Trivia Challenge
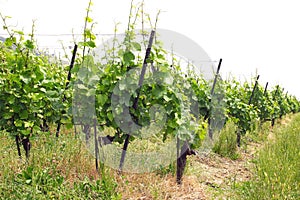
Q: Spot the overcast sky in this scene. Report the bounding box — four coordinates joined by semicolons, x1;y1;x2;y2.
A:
1;0;300;98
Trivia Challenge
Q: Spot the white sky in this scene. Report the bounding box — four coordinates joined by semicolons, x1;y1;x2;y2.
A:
1;0;300;98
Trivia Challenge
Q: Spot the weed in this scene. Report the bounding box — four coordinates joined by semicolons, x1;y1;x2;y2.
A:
155;162;176;177
213;120;239;160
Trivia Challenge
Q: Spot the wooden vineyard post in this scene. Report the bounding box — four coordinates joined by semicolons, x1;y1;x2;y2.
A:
279;89;286;119
177;59;222;184
205;58;222;139
263;82;269;96
248;75;260;105
118;30;156;173
260;82;269;125
176;136;180;183
94;118;99;172
56;44;78;137
271;85;280;126
176;50;220;184
237;75;259;147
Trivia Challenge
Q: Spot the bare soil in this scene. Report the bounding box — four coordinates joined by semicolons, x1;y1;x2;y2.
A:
114;141;261;200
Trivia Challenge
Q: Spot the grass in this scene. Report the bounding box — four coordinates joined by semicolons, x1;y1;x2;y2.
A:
0;127;206;199
0;114;299;199
212;120;239;160
0;130;121;200
235;114;300;199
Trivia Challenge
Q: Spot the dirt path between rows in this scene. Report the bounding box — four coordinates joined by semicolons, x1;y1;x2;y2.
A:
116;141;262;200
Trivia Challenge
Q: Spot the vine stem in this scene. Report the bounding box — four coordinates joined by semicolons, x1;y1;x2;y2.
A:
205;58;222;139
15;135;22;159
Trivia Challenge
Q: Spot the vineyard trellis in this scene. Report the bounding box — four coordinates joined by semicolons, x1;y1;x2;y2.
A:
1;1;300;185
